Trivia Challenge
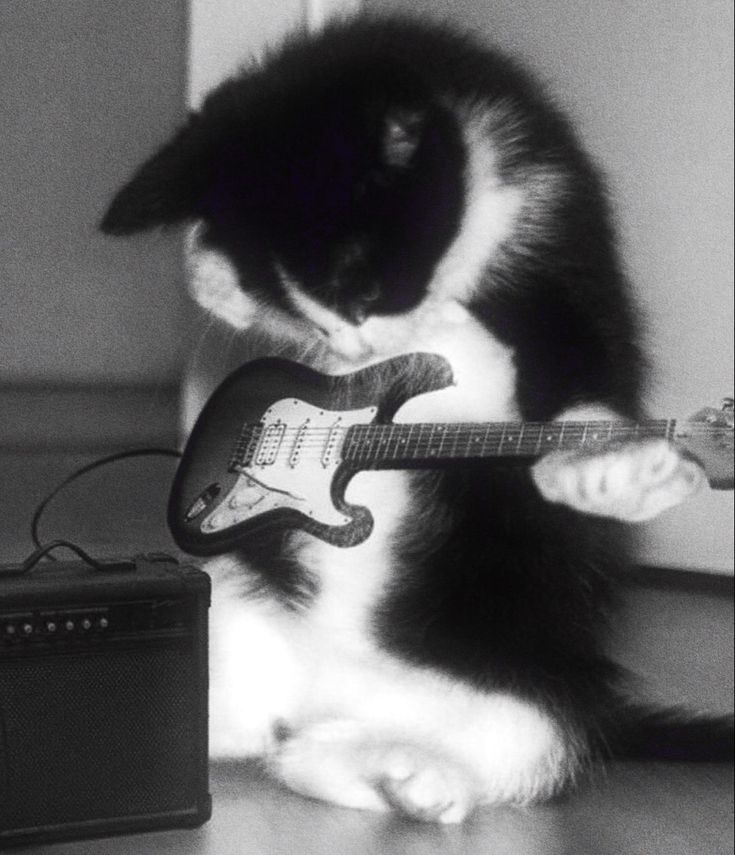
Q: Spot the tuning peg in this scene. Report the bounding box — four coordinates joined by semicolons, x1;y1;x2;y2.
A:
722;397;734;413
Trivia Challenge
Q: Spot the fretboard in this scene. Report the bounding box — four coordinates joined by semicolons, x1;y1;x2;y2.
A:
341;419;676;466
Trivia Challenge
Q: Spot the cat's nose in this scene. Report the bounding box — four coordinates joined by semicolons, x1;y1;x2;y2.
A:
343;289;380;326
345;304;368;326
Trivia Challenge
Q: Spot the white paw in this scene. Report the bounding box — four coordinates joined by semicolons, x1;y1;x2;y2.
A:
269;722;477;822
268;721;389;812
532;439;704;522
372;745;475;824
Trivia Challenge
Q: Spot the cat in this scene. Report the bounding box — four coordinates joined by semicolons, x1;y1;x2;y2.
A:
100;16;720;823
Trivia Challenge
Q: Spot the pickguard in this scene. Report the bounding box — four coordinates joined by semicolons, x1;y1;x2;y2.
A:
200;398;377;534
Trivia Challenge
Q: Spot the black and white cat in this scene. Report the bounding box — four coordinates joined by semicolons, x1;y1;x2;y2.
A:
101;17;713;822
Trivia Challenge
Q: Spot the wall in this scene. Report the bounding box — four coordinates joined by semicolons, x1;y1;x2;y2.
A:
365;0;734;573
0;0;187;385
188;0;303;107
3;1;730;570
188;1;362;106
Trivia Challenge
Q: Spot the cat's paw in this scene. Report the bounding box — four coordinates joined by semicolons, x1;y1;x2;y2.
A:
373;745;475;824
269;721;477;822
531;439;704;522
268;720;389;812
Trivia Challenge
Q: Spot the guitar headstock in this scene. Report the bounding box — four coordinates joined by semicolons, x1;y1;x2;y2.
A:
674;397;734;490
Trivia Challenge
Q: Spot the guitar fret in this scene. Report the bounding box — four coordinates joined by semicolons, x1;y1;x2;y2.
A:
409;424;417;458
389;423;400;461
496;424;507;455
536;426;546;450
480;425;490;457
394;422;406;458
348;425;360;463
384;424;393;461
436;424;446;458
427;424;436;458
378;424;389;464
515;423;525;456
450;423;461;458
360;424;372;463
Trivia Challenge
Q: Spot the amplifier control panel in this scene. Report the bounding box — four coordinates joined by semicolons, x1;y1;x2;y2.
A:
1;599;189;650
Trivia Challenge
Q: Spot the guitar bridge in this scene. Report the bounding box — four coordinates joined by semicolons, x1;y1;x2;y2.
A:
229;424;264;472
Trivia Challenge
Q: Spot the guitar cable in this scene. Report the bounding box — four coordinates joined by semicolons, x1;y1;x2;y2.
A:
19;448;182;573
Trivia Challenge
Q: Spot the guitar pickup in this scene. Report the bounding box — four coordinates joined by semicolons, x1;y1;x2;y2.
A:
254;420;287;466
322;419;345;468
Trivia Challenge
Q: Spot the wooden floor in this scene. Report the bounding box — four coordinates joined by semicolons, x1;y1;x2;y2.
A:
1;448;733;854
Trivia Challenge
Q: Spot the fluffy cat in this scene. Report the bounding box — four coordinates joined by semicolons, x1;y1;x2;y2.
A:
101;17;719;823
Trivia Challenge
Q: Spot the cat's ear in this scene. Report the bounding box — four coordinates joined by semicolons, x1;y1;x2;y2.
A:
100;117;212;235
382;109;426;169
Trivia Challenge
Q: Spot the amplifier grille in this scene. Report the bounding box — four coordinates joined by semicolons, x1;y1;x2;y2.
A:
0;641;199;829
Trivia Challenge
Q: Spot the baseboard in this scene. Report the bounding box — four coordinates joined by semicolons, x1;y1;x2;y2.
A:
628;564;734;597
0;384;181;450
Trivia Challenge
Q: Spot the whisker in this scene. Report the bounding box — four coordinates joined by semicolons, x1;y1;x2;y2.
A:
187;307;224;370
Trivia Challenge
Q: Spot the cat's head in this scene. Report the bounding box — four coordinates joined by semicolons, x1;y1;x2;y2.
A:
101;23;466;344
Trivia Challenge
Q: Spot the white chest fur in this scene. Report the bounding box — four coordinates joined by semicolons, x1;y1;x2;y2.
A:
191;241;566;807
295;302;519;649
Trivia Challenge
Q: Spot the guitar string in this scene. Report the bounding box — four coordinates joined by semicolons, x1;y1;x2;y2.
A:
232;423;730;436
232;425;728;442
232;425;729;445
232;422;731;464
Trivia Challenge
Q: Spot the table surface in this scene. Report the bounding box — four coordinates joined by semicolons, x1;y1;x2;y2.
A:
13;760;733;855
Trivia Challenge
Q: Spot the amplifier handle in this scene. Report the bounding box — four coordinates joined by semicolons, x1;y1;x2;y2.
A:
4;541;135;576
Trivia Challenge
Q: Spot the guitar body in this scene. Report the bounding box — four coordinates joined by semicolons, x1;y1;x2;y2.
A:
170;352;733;556
169;353;455;554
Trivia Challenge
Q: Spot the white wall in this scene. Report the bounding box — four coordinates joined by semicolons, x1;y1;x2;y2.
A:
188;0;303;107
0;1;188;385
188;0;362;106
365;0;734;574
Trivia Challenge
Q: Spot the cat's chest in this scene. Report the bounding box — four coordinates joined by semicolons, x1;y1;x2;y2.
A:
316;304;518;432
387;304;518;424
295;300;519;425
287;305;518;649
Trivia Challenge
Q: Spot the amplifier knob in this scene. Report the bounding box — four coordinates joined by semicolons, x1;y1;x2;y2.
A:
65;620;75;631
45;621;58;633
81;618;92;631
98;617;109;629
4;624;16;637
22;623;33;635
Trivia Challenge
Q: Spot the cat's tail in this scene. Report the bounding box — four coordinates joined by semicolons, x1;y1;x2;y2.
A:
607;704;734;762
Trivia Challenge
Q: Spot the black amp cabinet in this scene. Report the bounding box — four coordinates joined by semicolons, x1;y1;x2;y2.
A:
0;553;211;849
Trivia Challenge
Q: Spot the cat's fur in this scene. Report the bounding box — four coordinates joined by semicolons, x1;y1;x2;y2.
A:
101;17;715;822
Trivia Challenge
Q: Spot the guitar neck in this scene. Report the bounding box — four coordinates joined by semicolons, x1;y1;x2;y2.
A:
341;419;677;466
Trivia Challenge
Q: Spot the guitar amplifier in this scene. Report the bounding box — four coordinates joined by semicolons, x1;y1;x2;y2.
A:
0;553;211;849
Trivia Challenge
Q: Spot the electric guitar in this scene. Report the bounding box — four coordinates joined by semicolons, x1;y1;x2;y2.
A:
168;354;734;554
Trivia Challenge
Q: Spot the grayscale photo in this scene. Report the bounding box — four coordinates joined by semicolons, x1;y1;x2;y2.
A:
1;1;732;853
